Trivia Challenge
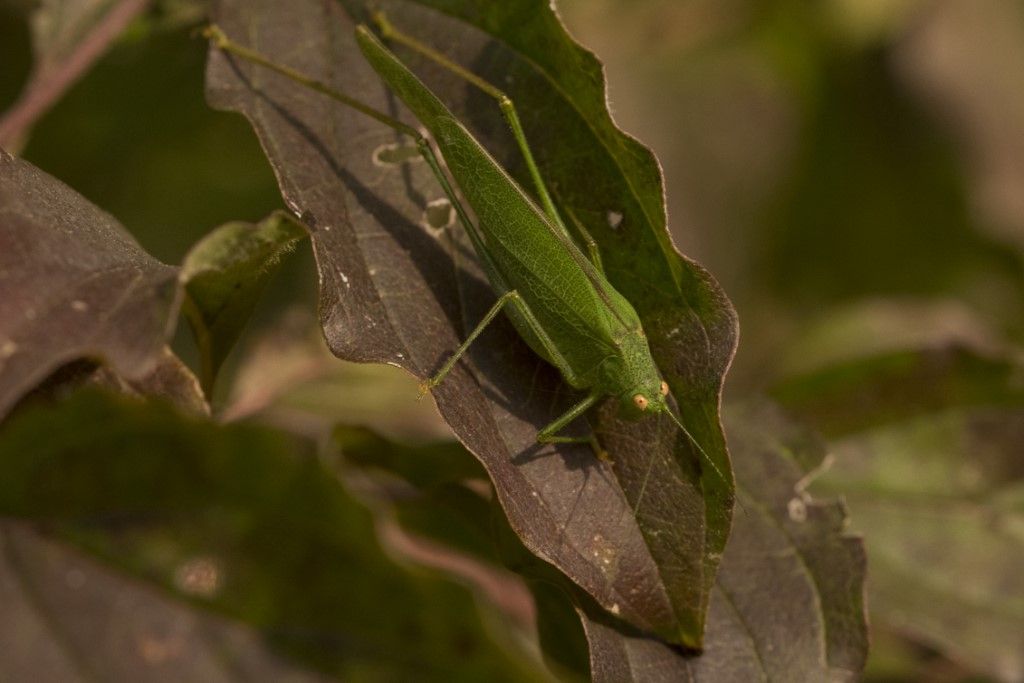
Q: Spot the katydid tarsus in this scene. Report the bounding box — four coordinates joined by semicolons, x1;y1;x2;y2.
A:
203;16;726;485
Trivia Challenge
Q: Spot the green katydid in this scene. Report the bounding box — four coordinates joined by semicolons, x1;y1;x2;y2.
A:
203;15;725;483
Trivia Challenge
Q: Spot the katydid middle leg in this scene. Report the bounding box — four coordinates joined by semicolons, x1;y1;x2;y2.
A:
372;13;571;236
421;287;608;456
537;392;609;460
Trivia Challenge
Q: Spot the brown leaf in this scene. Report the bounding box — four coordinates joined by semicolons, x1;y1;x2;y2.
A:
582;402;868;682
205;0;738;646
0;150;179;418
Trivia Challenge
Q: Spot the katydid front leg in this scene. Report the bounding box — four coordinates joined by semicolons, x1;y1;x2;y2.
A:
420;288;607;457
537;392;610;461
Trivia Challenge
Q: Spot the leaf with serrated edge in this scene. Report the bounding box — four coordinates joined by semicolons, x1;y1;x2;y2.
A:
205;0;737;646
786;348;1024;682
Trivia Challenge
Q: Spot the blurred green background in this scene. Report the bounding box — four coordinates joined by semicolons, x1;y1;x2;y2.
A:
2;0;1023;680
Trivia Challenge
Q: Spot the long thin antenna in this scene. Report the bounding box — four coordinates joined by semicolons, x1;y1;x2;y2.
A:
664;408;731;491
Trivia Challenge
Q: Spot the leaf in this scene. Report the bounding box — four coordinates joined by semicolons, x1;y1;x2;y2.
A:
335;404;869;683
0;389;557;682
0;152;305;416
0;150;179;418
580;401;867;682
334;425;564;667
340;425;486;490
124;346;208;413
333;425;592;680
0;522;334;683
775;298;1005;379
784;348;1024;681
69;346;208;414
205;0;738;647
16;18;286;265
180;210;307;394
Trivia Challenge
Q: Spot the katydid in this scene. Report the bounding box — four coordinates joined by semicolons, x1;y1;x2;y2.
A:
203;17;724;482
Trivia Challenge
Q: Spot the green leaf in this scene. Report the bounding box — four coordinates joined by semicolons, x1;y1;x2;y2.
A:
0;389;557;682
0;151;180;418
181;210;307;394
205;0;737;647
335;404;869;682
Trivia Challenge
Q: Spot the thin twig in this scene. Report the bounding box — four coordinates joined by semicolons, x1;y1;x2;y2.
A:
0;0;151;149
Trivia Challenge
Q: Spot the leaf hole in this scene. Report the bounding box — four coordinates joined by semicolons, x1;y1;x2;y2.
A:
423;198;454;233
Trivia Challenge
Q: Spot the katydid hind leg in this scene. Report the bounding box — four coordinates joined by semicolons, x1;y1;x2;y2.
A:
565;206;606;276
372;11;572;239
422;289;523;393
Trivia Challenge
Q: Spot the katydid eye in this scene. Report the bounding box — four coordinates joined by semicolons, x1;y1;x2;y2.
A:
660;381;669;396
633;394;649;410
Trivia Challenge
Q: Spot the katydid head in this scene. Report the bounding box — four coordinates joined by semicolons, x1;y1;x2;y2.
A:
618;379;671;420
